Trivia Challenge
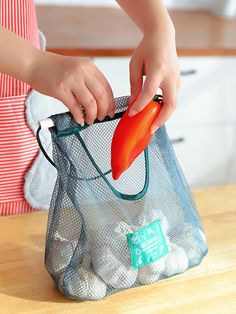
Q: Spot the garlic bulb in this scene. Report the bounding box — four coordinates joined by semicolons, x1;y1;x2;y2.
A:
135;208;170;235
46;210;82;276
138;256;166;284
47;235;78;275
92;246;138;289
94;221;133;265
137;236;171;284
170;223;207;263
59;267;107;301
162;243;188;277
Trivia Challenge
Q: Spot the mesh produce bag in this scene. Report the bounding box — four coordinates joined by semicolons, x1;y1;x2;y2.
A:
37;95;208;301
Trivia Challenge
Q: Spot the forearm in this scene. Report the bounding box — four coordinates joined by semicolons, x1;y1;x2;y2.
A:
0;26;41;83
116;0;175;35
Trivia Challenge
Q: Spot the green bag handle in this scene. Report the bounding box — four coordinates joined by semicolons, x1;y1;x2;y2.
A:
36;114;149;201
36;95;162;201
75;130;149;201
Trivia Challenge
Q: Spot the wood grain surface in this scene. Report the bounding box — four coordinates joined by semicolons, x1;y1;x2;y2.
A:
36;6;236;56
0;185;236;314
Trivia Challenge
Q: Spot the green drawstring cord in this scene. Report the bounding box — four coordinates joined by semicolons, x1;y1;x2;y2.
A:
36;126;56;168
36;126;114;180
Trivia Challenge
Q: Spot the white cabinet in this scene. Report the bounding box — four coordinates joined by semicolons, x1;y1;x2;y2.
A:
94;57;131;97
94;56;236;188
166;57;236;188
168;57;236;126
167;125;236;187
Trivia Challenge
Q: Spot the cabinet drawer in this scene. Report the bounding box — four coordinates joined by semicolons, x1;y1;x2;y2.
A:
168;57;236;126
166;124;236;188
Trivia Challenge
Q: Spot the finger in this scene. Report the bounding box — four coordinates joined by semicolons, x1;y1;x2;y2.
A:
94;70;115;118
73;83;97;125
129;59;143;105
151;81;177;133
61;92;84;126
128;73;161;117
85;77;110;121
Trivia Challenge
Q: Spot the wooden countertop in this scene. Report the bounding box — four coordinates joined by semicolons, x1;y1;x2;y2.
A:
0;185;236;313
36;6;236;57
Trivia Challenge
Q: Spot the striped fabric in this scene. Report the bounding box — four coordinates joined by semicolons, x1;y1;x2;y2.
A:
0;0;40;215
0;0;40;97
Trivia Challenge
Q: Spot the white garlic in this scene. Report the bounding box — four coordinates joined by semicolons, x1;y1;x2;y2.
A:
98;221;133;244
135;208;170;235
46;238;78;275
92;246;138;289
54;207;82;242
162;243;188;277
170;223;207;263
138;257;166;284
174;235;201;262
113;221;133;236
46;212;82;276
94;221;133;264
59;267;107;301
137;236;172;285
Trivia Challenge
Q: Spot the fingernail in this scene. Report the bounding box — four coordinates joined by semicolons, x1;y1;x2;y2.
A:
80;120;85;127
77;119;83;126
98;115;105;121
108;110;115;118
151;126;159;134
128;109;138;117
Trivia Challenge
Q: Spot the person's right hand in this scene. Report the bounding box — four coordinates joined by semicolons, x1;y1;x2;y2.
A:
28;51;115;126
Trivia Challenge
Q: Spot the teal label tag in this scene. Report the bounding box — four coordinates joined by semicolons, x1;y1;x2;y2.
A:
126;219;169;270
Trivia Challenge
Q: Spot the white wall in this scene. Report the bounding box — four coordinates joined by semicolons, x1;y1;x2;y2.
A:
34;1;236;19
35;0;118;6
35;0;207;9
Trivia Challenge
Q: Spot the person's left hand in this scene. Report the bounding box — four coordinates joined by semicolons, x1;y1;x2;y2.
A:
128;25;180;133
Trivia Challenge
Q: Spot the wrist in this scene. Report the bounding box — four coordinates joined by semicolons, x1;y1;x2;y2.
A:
21;48;44;85
142;12;175;38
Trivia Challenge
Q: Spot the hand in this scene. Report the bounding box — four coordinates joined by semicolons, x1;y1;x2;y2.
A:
128;24;180;133
28;51;115;125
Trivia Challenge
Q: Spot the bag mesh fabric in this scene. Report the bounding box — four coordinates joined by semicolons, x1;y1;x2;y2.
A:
40;96;208;301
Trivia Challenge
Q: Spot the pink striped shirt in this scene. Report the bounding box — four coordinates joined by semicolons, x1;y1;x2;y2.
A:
0;0;40;215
